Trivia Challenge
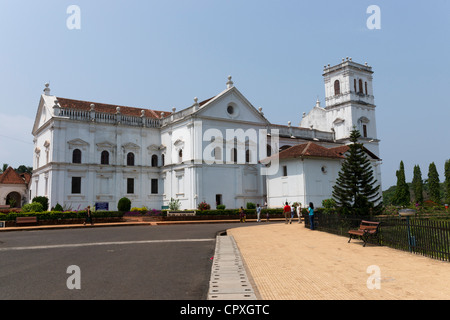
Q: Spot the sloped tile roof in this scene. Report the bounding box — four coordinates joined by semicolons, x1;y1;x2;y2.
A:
277;142;347;160
0;167;29;185
264;142;380;162
56;97;171;119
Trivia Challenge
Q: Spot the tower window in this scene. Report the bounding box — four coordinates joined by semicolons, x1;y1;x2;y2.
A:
354;79;357;92
365;81;368;95
334;80;340;95
363;124;368;138
359;79;363;93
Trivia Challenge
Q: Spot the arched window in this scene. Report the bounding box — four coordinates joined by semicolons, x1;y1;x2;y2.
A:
151;154;158;167
72;149;82;164
354;79;357;92
161;154;165;166
359;79;363;93
127;152;135;166
101;151;109;165
178;149;183;163
334;80;340;95
365;81;368;95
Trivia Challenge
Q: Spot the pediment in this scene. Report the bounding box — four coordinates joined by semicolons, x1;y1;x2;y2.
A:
173;139;184;148
96;141;115;151
68;138;89;150
122;142;140;150
32;95;57;135
147;144;160;151
333;117;345;125
194;87;270;125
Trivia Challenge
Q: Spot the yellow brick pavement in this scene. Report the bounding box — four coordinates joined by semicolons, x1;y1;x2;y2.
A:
228;223;450;300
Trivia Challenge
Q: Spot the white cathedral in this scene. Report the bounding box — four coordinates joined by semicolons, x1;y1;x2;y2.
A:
30;58;382;211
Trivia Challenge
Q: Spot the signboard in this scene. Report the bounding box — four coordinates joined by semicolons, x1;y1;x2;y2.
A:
95;202;109;211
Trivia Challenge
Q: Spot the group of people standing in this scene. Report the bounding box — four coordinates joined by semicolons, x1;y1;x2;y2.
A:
283;201;315;230
239;201;315;230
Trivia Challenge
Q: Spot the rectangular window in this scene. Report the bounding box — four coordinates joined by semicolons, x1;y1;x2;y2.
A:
283;165;288;177
72;177;81;194
151;179;158;194
127;178;134;194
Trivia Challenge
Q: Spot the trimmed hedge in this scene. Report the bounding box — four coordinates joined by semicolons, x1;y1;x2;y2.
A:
0;210;124;221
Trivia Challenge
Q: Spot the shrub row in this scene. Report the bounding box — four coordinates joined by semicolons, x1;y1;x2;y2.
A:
0;211;124;221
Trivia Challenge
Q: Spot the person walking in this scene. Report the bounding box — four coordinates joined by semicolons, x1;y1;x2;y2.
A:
283;202;291;224
239;206;246;223
256;204;261;222
84;205;93;226
296;202;302;224
289;205;295;224
307;202;314;230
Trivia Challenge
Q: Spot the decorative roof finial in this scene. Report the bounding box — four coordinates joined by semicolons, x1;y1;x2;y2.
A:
43;83;51;96
226;75;234;89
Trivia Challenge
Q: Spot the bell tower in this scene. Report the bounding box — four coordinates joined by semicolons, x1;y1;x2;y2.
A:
323;58;379;156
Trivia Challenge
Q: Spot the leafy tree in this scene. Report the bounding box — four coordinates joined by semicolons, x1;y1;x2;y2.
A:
445;160;450;205
392;161;410;206
15;165;33;174
0;163;9;173
427;162;441;204
411;164;424;204
332;128;382;215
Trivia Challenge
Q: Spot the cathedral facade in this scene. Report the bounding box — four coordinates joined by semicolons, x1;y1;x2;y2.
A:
31;59;381;211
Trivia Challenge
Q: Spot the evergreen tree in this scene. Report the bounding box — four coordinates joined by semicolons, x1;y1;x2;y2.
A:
392;161;410;206
444;159;450;205
332;128;382;215
427;162;441;204
411;164;424;204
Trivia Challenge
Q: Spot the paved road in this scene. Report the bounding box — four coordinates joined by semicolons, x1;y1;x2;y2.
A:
0;224;243;300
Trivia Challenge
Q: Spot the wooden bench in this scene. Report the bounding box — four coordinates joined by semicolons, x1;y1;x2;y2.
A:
348;220;381;247
16;216;38;226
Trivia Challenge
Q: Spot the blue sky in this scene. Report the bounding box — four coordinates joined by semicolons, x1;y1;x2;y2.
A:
0;0;449;189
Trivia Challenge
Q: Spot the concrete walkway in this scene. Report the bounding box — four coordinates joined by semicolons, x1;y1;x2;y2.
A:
228;222;450;300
